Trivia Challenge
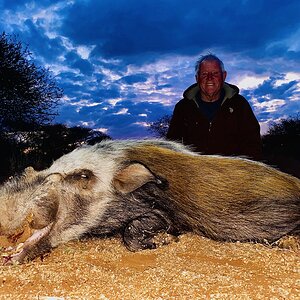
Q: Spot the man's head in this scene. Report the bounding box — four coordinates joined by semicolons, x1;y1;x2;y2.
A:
195;54;227;102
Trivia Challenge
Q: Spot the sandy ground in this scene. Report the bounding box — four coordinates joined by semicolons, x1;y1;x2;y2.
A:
0;234;299;300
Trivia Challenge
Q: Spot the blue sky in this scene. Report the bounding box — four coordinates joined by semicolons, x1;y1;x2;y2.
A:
0;0;299;139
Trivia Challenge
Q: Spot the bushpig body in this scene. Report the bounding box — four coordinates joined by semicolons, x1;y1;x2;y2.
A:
0;139;299;263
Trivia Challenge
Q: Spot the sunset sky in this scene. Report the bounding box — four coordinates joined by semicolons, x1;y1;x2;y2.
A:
1;0;299;138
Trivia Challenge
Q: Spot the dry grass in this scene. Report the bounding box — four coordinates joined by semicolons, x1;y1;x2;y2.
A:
0;234;299;299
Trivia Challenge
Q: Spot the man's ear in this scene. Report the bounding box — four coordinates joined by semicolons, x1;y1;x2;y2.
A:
112;163;160;194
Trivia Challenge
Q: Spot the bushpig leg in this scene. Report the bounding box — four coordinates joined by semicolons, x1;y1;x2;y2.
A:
123;210;177;251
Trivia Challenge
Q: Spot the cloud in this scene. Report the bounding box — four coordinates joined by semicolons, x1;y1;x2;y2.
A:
118;73;148;85
60;0;300;60
234;75;269;90
0;0;299;139
65;54;94;76
242;75;300;129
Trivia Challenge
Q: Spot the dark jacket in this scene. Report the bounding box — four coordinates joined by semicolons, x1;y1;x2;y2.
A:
166;82;262;160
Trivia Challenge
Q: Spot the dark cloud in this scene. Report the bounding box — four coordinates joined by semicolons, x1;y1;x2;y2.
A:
1;0;62;9
93;86;121;100
157;84;172;90
71;59;94;75
61;0;300;61
0;0;29;9
118;73;148;84
65;51;94;75
13;19;66;63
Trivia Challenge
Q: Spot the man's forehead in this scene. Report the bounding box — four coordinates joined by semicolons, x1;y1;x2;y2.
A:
200;60;221;69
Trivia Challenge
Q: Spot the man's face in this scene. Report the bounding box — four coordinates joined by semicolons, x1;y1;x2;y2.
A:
196;60;227;101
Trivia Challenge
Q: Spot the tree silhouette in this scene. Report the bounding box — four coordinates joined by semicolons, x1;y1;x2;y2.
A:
262;115;300;159
0;32;63;131
262;115;300;178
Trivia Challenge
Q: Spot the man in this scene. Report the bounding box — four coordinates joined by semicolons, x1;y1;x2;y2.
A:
167;54;262;160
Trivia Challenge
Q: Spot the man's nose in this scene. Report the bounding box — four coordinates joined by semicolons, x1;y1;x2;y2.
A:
207;73;213;80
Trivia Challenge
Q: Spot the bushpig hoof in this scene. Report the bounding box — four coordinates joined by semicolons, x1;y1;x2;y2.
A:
123;212;174;251
272;235;300;251
1;243;27;265
150;232;179;248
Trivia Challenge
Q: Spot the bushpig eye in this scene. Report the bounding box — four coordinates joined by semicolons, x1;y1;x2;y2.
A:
65;169;94;181
64;169;96;190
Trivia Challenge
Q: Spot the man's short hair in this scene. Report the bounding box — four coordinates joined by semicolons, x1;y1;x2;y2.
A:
195;54;225;76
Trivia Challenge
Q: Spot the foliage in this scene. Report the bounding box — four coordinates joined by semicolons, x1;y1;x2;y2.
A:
262;115;300;178
148;114;172;138
0;32;63;131
266;115;300;136
262;115;300;159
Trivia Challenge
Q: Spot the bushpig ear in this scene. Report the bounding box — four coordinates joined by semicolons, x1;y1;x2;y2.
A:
23;166;38;180
113;163;159;194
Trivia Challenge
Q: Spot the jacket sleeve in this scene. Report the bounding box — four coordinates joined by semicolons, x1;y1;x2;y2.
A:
238;99;263;161
166;102;184;142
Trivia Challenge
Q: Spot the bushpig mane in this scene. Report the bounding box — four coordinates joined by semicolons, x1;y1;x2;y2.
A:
0;139;299;264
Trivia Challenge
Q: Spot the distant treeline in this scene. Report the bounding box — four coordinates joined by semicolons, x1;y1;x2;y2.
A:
1;115;299;184
261;115;300;179
0;123;110;183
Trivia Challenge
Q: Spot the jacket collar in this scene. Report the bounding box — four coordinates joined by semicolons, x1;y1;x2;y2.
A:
183;82;239;103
